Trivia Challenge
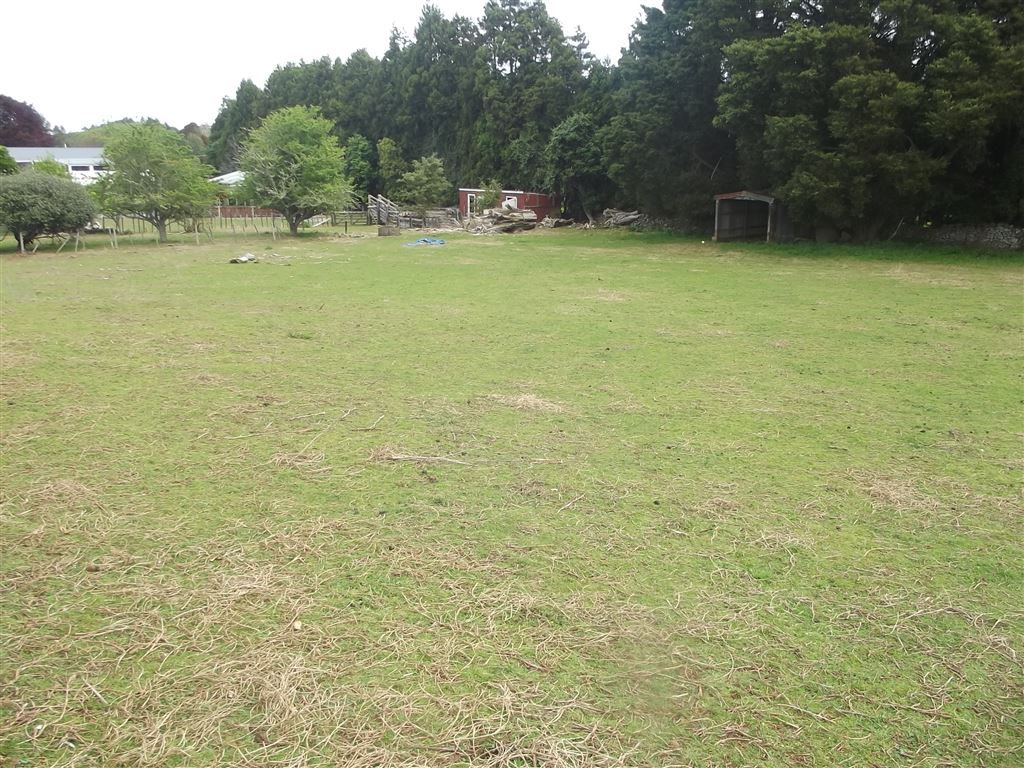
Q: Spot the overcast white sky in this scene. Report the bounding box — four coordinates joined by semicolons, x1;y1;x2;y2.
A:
4;0;648;134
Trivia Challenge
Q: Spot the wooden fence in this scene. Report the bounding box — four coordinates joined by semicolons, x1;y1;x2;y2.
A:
89;210;372;243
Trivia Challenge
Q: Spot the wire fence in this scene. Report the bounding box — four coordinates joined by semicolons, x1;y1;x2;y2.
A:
91;210;371;242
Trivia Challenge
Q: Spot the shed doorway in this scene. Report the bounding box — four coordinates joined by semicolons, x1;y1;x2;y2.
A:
713;191;778;242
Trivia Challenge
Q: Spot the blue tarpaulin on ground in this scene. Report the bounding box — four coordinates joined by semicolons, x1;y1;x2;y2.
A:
403;237;446;247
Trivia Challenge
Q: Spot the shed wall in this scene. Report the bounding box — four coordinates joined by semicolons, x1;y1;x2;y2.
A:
716;199;770;241
458;189;559;220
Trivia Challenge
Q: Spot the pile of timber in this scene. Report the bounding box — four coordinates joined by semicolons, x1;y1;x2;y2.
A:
401;208;462;229
540;216;575;228
465;207;538;234
602;209;642;227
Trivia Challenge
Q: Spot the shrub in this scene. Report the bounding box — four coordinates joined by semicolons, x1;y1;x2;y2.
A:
30;155;71;178
0;147;17;175
0;171;95;247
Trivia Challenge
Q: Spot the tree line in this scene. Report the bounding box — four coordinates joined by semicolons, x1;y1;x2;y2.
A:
3;1;1021;241
205;0;1022;238
1;108;408;247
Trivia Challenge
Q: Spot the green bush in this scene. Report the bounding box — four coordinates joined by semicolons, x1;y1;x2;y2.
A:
29;155;71;178
479;178;502;211
0;147;17;175
0;171;95;247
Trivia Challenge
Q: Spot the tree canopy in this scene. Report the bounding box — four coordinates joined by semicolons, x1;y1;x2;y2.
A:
545;113;612;223
93;123;218;243
343;134;374;203
376;138;407;198
202;0;1022;234
239;106;352;235
0;95;54;146
398;154;451;217
715;3;1024;238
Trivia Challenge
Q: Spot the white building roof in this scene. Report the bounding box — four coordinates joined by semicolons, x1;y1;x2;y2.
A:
5;146;105;164
211;170;245;186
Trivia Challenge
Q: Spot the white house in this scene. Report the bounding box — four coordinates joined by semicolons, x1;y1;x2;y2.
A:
4;147;107;184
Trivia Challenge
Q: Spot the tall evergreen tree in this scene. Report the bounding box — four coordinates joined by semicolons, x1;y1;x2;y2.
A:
472;0;586;187
545;112;615;222
207;80;265;172
343;134;374;202
715;1;1024;236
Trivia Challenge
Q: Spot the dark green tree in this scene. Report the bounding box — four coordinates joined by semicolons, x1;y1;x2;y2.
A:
471;0;586;187
398;154;451;220
263;57;335;114
606;0;784;224
376;137;407;197
545;113;614;222
715;3;1024;236
343;134;374;203
399;7;481;181
323;50;384;141
207;80;265;172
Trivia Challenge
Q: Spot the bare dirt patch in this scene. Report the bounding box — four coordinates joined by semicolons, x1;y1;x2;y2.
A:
590;288;630;302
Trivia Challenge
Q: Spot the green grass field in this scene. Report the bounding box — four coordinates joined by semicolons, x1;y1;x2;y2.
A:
1;228;1021;767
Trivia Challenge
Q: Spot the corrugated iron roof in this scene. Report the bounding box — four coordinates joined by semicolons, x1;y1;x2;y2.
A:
714;190;775;203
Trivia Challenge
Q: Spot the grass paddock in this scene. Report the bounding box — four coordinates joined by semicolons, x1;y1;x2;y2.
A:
1;229;1021;766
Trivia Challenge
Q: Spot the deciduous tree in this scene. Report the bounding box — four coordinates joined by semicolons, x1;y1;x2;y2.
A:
479;178;502;211
0;95;54;146
93;123;218;243
240;106;352;235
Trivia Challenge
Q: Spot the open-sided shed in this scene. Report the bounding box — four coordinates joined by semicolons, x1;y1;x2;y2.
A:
714;190;784;242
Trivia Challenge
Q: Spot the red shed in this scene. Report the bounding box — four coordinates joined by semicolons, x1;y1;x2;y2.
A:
458;188;560;221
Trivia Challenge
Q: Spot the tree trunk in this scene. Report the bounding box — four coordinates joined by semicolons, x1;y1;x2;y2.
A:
156;220;168;243
288;216;301;236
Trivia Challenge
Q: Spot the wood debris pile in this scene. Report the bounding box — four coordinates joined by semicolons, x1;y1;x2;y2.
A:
465;208;539;234
602;209;642;227
540;216;574;228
